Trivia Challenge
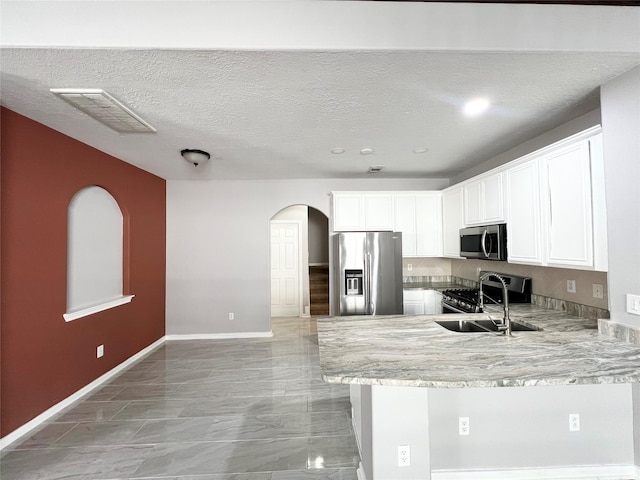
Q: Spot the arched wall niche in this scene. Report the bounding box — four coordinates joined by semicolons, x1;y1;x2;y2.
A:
64;185;133;321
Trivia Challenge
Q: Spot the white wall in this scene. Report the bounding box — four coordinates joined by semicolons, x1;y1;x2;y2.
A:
428;384;634;472
600;65;640;467
308;207;329;265
451;109;601;185
601;66;640;329
166;177;447;334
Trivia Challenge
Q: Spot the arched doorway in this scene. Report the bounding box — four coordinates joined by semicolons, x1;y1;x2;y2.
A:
270;205;329;318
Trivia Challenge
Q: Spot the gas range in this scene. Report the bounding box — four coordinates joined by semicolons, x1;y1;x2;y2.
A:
441;272;532;314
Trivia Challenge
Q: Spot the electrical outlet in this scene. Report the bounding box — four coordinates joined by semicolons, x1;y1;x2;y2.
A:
567;280;576;293
569;413;580;432
592;284;604;299
407;264;412;272
626;294;640;316
228;312;234;320
398;444;410;466
97;345;104;358
459;417;470;436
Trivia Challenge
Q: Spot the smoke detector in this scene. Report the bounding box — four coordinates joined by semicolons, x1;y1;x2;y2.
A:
50;88;156;133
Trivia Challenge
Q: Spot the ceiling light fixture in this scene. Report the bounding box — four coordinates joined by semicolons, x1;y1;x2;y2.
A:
360;148;374;155
181;149;211;167
464;97;490;117
50;88;156;133
368;165;384;174
331;148;346;155
413;147;428;154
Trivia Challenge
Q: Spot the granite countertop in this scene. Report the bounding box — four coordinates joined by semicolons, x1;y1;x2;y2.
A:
402;281;462;291
317;304;640;388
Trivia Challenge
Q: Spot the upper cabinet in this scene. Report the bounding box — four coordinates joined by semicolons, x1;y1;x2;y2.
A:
505;127;607;271
504;159;543;265
441;186;463;258
332;191;442;257
463;172;505;226
330;127;607;271
332;193;393;232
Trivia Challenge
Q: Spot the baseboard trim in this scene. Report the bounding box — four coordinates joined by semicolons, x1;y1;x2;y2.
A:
165;331;273;340
0;336;166;451
432;465;636;479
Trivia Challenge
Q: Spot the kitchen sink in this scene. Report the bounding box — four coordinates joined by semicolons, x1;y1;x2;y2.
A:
436;319;540;333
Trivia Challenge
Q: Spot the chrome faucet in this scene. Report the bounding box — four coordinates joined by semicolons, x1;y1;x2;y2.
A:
478;272;511;336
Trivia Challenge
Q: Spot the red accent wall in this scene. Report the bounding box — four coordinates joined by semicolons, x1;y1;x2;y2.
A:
1;108;166;437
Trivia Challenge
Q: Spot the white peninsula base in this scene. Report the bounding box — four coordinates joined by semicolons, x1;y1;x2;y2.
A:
350;383;635;480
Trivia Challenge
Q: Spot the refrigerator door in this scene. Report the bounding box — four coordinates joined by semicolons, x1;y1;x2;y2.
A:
334;231;403;316
335;232;367;315
365;231;403;315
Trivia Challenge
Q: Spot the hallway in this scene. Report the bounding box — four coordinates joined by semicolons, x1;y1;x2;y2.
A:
1;318;359;479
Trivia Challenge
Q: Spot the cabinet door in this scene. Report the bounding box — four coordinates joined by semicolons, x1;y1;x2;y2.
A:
463;173;504;225
403;289;425;315
482;173;504;223
333;194;364;231
505;160;543;265
394;195;417;256
363;194;394;231
442;187;463;257
415;194;443;257
543;141;593;268
463;181;483;225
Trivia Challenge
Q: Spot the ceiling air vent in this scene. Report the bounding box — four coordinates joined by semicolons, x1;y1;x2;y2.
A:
50;88;156;133
368;165;384;174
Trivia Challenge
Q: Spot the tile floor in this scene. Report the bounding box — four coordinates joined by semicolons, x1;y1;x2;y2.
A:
1;317;360;479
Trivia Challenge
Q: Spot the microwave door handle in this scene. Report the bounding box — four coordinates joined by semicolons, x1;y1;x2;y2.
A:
481;230;490;258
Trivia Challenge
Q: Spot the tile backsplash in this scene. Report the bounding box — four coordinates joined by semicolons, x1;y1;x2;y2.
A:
402;258;609;310
450;259;609;310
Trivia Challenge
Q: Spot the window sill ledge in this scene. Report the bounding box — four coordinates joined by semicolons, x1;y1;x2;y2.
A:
63;295;135;322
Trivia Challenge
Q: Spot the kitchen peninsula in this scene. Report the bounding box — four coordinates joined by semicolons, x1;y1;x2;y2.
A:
318;307;640;480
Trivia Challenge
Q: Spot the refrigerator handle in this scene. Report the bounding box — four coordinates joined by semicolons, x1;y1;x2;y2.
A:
365;252;373;314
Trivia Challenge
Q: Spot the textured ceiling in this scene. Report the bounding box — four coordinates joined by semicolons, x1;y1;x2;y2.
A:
1;48;638;180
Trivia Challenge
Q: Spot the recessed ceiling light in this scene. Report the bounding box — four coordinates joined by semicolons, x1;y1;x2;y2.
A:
368;165;384;174
50;88;156;133
464;97;490;117
413;147;428;154
360;148;374;155
331;148;345;154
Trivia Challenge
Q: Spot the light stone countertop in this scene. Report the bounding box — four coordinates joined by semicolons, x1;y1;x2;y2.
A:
317;304;640;388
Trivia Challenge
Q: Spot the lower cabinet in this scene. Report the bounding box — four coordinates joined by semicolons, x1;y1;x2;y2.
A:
403;289;442;315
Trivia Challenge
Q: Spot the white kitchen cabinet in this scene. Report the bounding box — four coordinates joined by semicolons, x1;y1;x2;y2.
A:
393;195;417;256
393;193;442;257
442;186;464;258
332;193;393;231
542;140;594;269
403;289;442;315
463;172;505;226
504;159;543;265
504;127;607;271
403;289;426;315
415;194;442;256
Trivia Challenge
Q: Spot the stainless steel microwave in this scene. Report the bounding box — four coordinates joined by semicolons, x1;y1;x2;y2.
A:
459;224;507;261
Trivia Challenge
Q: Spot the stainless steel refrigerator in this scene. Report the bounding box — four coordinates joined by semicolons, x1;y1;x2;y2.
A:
333;231;403;316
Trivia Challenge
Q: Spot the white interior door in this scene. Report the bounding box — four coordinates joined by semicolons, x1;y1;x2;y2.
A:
270;221;300;317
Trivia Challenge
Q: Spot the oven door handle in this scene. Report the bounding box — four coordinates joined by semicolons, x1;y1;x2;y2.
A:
442;302;470;314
